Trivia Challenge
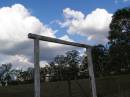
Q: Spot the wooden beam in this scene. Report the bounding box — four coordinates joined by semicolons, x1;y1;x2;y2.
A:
34;39;40;97
28;33;91;48
86;48;97;97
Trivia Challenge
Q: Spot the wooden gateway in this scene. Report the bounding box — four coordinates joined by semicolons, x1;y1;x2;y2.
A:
28;33;97;97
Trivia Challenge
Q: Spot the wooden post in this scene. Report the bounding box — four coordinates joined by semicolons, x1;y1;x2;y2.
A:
86;48;97;97
34;39;40;97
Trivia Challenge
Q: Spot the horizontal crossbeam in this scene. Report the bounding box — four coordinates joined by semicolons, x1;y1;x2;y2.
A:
28;33;91;48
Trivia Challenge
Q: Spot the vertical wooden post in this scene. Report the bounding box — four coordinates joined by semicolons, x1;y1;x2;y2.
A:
86;48;97;97
34;39;40;97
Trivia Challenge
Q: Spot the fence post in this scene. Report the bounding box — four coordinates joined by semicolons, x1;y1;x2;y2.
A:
34;39;40;97
86;48;97;97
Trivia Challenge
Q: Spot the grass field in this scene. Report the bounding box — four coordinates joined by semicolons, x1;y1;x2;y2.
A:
0;74;130;97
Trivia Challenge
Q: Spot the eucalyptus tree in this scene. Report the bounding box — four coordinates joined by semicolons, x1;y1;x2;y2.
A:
54;55;66;80
92;45;108;77
108;7;130;74
0;63;12;86
65;50;81;79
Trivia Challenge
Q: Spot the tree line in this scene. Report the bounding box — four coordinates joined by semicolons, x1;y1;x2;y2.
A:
0;50;88;86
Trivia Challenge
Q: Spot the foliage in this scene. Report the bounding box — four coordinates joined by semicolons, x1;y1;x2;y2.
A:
92;45;108;77
65;50;81;79
108;7;130;74
48;50;81;80
0;63;12;81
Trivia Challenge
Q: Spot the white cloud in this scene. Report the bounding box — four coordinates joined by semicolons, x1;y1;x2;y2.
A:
0;4;78;69
60;34;74;42
63;8;85;20
0;54;33;70
40;61;49;67
60;8;112;45
0;4;55;69
0;4;56;50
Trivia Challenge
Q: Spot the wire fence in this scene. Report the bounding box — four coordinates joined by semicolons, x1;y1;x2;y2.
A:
0;74;130;97
96;74;130;97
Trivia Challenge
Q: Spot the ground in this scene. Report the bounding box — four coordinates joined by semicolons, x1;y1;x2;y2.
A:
0;74;130;97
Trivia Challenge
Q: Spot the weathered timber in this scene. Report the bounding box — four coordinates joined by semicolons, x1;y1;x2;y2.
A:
28;33;91;48
86;48;97;97
34;39;40;97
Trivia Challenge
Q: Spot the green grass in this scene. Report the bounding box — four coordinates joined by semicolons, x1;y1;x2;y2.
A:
0;74;130;97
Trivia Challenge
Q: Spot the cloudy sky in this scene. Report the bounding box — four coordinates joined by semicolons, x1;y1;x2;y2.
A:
0;0;129;69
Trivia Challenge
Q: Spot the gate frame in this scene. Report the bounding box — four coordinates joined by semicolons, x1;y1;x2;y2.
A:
28;33;97;97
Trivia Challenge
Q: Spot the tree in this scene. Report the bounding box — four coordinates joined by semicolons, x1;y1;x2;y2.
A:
108;7;130;74
27;67;34;81
109;8;130;44
52;50;81;80
65;50;80;79
55;55;66;67
92;45;108;77
78;54;89;79
81;54;88;71
54;55;66;80
0;63;12;86
49;62;59;81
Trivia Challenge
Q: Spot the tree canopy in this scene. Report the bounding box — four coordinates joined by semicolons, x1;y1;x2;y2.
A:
108;7;130;73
